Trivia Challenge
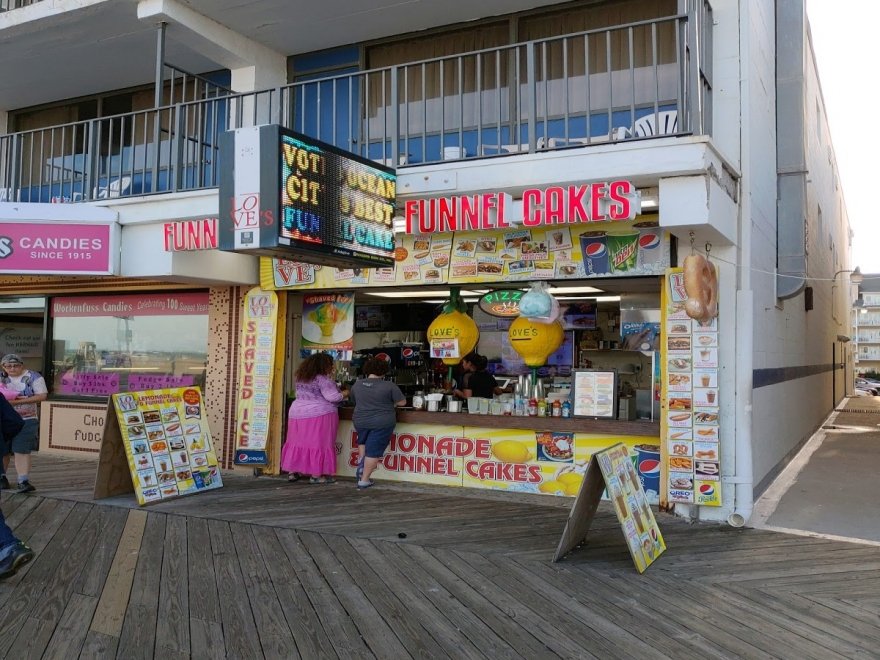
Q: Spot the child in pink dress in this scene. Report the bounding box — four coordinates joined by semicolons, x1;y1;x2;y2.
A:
280;354;348;484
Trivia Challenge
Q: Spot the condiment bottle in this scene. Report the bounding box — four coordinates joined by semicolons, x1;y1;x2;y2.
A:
561;399;572;418
537;398;547;417
552;400;562;417
527;397;538;417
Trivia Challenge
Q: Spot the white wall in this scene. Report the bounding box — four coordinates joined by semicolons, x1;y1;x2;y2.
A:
748;0;851;492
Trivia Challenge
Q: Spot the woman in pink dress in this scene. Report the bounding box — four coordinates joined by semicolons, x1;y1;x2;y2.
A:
280;353;348;484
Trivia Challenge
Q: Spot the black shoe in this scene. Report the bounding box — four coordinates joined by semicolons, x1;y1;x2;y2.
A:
0;475;9;490
15;480;35;494
0;542;35;580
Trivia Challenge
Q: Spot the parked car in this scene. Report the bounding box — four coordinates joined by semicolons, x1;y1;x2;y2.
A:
855;378;879;395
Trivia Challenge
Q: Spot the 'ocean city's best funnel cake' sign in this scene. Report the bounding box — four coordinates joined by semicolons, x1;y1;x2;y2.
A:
218;125;397;269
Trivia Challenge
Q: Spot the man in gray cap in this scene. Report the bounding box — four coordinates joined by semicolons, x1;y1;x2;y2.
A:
0;354;47;493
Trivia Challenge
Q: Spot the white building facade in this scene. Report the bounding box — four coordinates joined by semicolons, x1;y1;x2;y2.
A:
0;0;852;525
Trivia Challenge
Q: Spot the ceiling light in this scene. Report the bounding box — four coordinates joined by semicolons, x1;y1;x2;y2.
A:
547;286;604;294
556;295;622;302
363;290;484;299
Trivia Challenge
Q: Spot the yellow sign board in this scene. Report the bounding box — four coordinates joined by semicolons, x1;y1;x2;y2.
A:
335;421;659;501
554;442;665;573
95;387;223;506
234;287;279;465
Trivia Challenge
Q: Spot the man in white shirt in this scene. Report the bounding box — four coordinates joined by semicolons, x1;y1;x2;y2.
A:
0;354;47;493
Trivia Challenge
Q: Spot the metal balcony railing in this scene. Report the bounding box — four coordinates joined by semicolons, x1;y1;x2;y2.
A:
0;3;712;203
0;0;43;11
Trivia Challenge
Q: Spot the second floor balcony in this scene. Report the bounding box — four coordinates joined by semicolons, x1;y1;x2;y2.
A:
0;8;712;204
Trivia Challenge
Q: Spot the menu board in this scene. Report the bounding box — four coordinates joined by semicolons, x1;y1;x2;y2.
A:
110;387;222;505
661;269;721;507
571;369;617;418
234;288;279;465
260;218;672;291
595;443;666;572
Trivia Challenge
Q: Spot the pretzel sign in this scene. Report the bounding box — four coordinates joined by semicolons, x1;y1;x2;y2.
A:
683;253;718;322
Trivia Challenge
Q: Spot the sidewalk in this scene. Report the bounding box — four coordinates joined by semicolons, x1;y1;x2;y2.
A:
755;396;880;545
2;454;879;658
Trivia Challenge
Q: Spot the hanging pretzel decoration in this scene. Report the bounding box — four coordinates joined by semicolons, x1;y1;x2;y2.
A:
683;234;718;322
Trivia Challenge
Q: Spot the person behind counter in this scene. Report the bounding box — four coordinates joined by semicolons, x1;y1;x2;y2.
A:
453;352;510;399
350;358;406;490
280;353;348;485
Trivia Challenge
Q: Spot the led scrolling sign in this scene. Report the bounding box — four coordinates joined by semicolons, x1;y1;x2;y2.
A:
218;125;397;269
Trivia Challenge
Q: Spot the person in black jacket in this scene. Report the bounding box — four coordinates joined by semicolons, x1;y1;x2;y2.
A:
0;394;35;580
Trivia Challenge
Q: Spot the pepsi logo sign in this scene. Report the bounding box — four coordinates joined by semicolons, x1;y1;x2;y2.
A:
585;242;607;258
699;483;715;496
402;348;415;358
638;233;661;250
638;459;660;476
238;453;248;462
375;353;391;362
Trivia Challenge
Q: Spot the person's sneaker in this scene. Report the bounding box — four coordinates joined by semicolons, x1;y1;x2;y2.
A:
0;542;35;580
0;475;9;490
16;480;35;494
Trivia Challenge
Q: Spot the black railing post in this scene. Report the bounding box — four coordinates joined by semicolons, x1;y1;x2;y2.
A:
390;66;399;167
154;22;167;108
171;104;185;192
526;43;537;152
85;119;99;201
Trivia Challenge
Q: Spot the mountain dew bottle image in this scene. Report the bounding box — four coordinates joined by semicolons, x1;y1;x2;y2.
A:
606;229;640;273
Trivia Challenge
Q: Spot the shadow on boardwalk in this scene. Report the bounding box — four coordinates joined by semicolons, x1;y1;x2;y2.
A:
2;455;879;658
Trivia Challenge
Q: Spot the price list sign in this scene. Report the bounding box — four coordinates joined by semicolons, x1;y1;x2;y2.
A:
662;269;721;507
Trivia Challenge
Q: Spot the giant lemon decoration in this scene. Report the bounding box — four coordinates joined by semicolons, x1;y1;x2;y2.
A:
508;316;564;367
492;440;532;463
427;287;479;366
539;480;566;495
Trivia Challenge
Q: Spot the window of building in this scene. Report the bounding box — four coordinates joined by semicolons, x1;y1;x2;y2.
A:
49;292;209;398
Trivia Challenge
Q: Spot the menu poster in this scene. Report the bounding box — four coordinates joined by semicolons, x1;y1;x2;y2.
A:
596;443;666;572
261;219;671;291
430;337;459;359
553;442;666;572
95;387;223;506
661;269;721;508
571;369;617;418
235;288;279;465
300;292;354;361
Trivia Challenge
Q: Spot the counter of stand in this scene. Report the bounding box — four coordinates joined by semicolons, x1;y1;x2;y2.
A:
335;407;662;501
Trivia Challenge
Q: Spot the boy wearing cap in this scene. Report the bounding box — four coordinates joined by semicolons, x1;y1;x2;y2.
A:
0;354;47;493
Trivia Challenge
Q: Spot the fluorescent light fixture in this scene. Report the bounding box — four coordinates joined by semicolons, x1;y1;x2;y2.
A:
547;286;603;294
364;290;485;299
556;295;622;302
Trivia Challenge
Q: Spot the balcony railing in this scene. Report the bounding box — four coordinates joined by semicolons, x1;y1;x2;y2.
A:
0;0;43;11
0;5;712;204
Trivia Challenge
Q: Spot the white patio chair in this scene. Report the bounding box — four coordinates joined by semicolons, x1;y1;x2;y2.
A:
613;110;679;140
92;176;132;199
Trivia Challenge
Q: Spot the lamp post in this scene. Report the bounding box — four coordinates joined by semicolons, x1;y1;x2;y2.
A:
831;267;863;404
831;266;863;324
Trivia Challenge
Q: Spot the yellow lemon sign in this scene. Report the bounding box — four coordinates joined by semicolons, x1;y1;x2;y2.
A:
427;290;479;366
491;439;532;463
508;317;564;367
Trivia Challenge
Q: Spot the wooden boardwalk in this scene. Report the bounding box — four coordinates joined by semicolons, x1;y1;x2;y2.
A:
2;455;879;659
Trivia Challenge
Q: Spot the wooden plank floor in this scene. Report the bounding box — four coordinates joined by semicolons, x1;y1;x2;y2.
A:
1;455;878;658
